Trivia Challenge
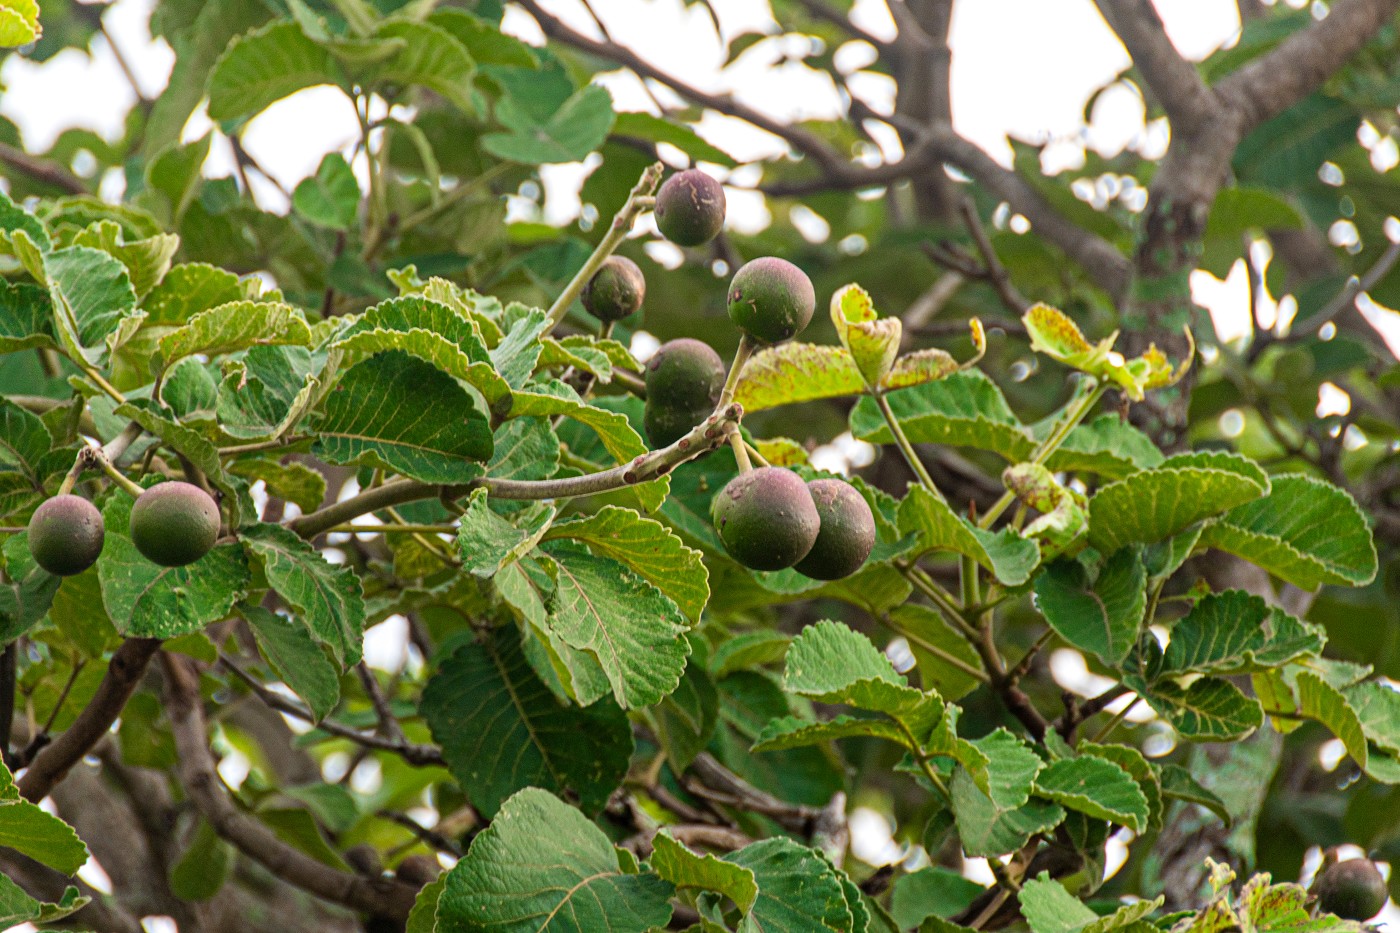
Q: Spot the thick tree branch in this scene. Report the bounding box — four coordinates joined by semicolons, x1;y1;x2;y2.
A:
1093;0;1218;132
162;653;420;920
19;638;161;802
1217;0;1400;131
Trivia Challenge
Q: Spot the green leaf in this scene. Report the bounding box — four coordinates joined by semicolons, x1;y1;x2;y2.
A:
1294;671;1367;770
292;152;360;229
1136;676;1262;741
242;523;364;665
154;300;313;374
1344;680;1400;756
168;818;235;901
0;280;55;354
456;488;555;577
1155;764;1231;825
142;263;246;326
889;868;986;930
734;342;866;413
898;485;1040;586
543;542;690;709
1033;548;1145;665
1019;875;1097;933
0;0;40;48
890;603;984;701
651;830;758;912
0;873;79;929
242;603;341;722
0;396;54;483
0;763;90;875
97;495;250;639
484;79;615;164
207;20;340;123
1198;474;1377;589
1043;415;1164;479
611;111;737;166
784;619;923;710
48;244;139;358
362;20;476;114
726;837;854;933
71;220;180;301
1033;756;1149;832
315;350;493;482
437;788;674;933
752;712;909;751
406;874;446;933
229;457;326;514
543;506;709;622
850;370;1030;461
650;652;718;771
114;400;237;505
1161;591;1323;675
952;730;1062;857
1087;452;1269;552
427;9;538;68
421;629;632;818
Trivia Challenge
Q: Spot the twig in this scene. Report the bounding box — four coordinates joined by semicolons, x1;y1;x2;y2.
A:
0;141;87;194
375;810;463;857
163;653;419;920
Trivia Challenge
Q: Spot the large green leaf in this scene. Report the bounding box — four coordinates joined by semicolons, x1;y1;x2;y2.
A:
1135;676;1262;741
1160;590;1323;676
0;875;86;929
456;488;555;577
1087;451;1268;552
242;523;364;665
850;370;1030;460
207;20;341;123
437;788;673;932
0;396;53;483
0;280;55;354
97;495;250;639
47;244;139;360
142;263;246;325
421;630;632;817
542;542;690;709
484;76;615;164
1198;474;1377;589
725;837;855;933
898;485;1040;586
153;300;313;373
1042;415;1164;479
362;20;475;114
951;730;1062;858
543;506;708;622
71;220;180;301
242;603;341;722
1033;548;1145;665
650;830;758;913
315;351;493;482
1294;671;1367;770
1033;756;1149;832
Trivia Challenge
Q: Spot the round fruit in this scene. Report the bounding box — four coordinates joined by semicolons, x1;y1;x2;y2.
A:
726;257;816;344
130;481;220;568
645;338;725;413
27;494;104;576
712;467;820;571
1315;859;1388;921
644;399;707;448
581;255;645;322
795;479;876;580
655;169;726;247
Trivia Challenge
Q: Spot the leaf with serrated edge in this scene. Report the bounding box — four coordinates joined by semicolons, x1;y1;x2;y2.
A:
753;713;911;752
544;506;708;622
735;343;866;413
421;630;632;817
1034;756;1149;832
0;761;89;875
437;788;673;933
1034;548;1145;665
154;300;312;374
1087;451;1268;553
242;523;364;665
456;489;555;578
726;837;854;933
542;542;690;709
651;831;758;913
899;485;1040;586
1199;474;1377;589
242;604;341;722
1295;671;1367;769
850;370;1032;461
1137;676;1262;741
207;20;340;122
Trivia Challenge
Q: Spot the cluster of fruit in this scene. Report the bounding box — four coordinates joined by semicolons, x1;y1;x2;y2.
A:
582;169;875;580
28;481;221;576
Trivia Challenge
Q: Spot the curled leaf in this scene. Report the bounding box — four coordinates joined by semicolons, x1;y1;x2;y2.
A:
831;283;900;388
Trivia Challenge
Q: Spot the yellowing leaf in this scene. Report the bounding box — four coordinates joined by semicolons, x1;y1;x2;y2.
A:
831;283;900;387
0;0;40;47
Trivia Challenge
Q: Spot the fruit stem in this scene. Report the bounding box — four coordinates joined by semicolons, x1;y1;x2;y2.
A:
873;389;942;500
56;452;89;496
544;162;664;334
742;439;771;468
978;378;1107;529
716;334;757;410
324;523;458;535
91;448;146;499
728;429;752;473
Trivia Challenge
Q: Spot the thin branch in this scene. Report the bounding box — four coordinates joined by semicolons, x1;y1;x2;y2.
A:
1306;238;1400;332
163;653;419;920
1093;0;1217;132
793;0;889;49
19;638;161;802
1217;0;1400;132
0;141;87;194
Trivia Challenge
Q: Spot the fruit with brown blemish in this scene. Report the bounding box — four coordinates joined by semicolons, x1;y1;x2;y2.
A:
655;169;726;247
130;481;221;567
643;338;725;447
581;255;645;322
27;494;104;576
794;478;876;580
712;466;820;571
726;256;815;343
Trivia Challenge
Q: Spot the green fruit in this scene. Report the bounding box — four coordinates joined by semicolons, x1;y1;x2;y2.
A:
645;338;725;413
655;169;726;247
27;494;104;576
712;467;819;571
644;400;706;448
1315;859;1388;921
130;481;221;567
795;479;876;580
727;257;815;343
581;255;645;322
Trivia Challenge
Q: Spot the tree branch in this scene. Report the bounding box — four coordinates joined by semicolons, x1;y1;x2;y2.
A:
19;638;161;802
162;652;420;920
1217;0;1400;132
1094;0;1218;133
0;141;88;194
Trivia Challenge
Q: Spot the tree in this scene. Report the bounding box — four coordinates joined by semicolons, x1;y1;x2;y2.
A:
0;0;1398;930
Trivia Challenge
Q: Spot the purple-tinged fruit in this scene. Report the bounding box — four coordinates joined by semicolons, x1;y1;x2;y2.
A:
727;257;815;344
130;481;220;567
27;494;104;576
581;255;646;322
655;169;726;247
712;466;819;571
795;479;876;580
